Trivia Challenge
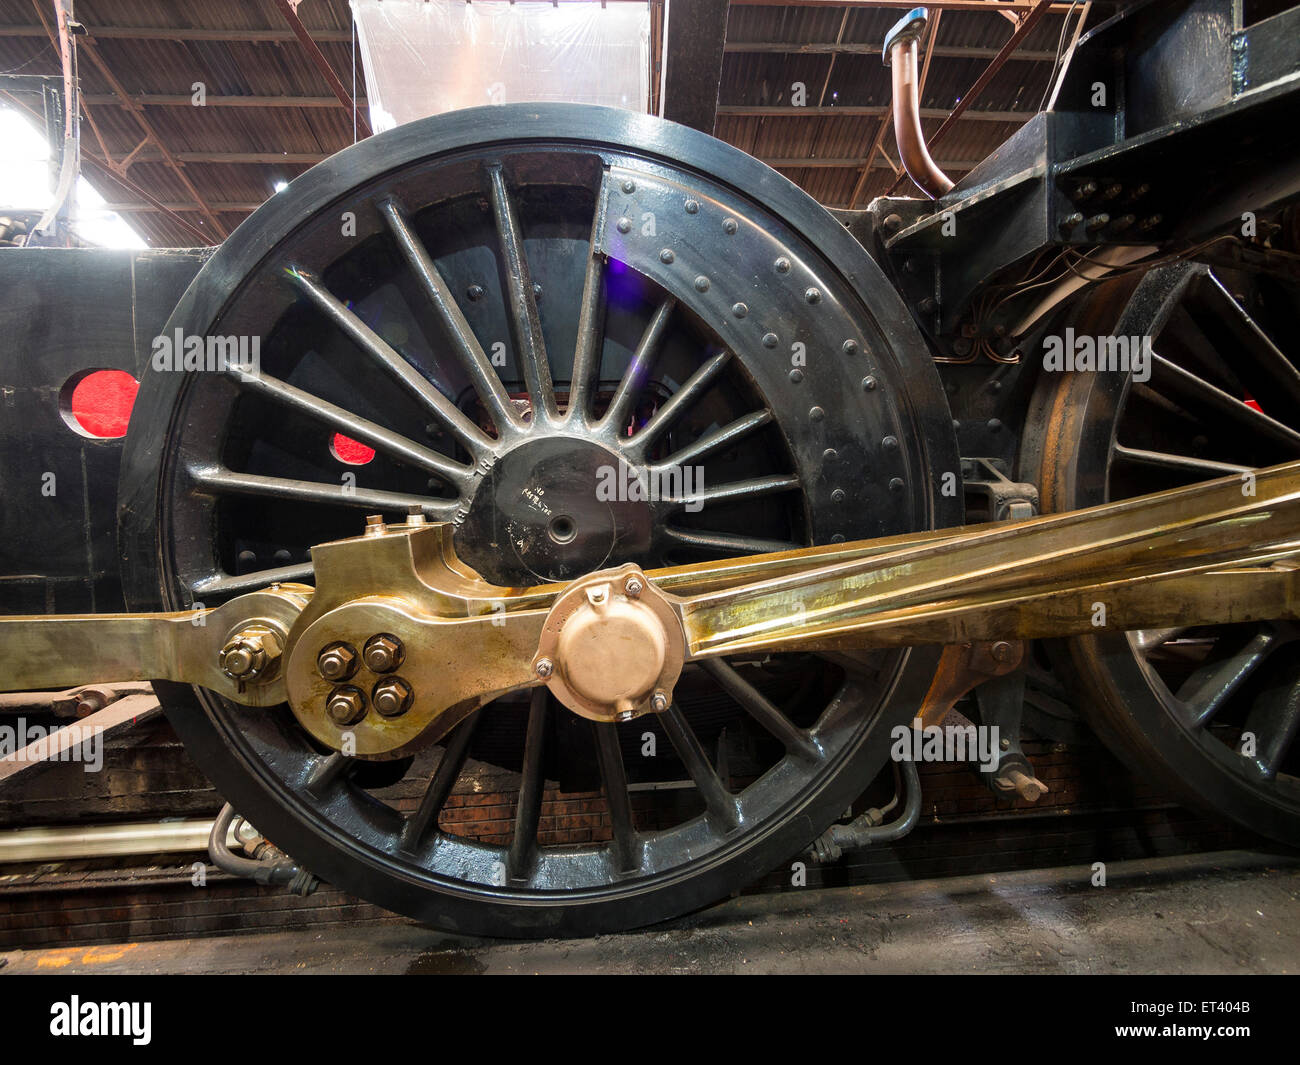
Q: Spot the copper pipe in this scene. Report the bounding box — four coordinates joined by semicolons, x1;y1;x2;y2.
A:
889;36;954;198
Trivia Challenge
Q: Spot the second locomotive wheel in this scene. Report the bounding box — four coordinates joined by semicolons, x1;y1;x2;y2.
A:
119;105;960;937
1029;259;1300;846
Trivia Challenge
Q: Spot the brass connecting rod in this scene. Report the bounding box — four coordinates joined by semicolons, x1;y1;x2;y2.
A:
0;462;1296;753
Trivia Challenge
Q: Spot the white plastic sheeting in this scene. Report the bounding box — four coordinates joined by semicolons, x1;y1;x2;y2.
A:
351;0;651;133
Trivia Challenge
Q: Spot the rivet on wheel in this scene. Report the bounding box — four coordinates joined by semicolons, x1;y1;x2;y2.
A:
621;179;636;194
842;339;859;355
809;406;825;421
804;287;822;305
862;376;878;391
467;284;484;301
890;477;905;492
616;217;631;234
684;199;699;214
789;368;803;383
722;217;738;234
762;332;778;348
882;435;899;450
660;248;675;264
774;257;791;274
535;658;554;679
694;275;710;292
832;488;845;502
732;302;749;318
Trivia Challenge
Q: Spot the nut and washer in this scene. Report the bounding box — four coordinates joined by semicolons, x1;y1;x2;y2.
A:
326;686;367;726
317;642;358;681
363;634;404;674
372;676;415;718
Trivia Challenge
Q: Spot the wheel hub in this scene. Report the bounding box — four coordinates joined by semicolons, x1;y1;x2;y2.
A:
458;437;652;585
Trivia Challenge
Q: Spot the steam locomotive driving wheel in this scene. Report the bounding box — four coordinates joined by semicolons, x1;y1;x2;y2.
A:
1032;259;1300;846
118;106;959;937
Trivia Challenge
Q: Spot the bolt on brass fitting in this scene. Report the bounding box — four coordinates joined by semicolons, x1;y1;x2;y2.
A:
372;676;414;717
326;686;367;726
219;628;283;682
317;642;358;681
363;633;404;674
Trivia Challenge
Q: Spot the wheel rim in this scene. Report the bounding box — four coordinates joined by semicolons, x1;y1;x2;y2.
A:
1035;259;1300;842
121;105;959;934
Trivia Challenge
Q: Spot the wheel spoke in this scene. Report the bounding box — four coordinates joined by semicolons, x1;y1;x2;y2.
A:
378;198;521;436
506;688;549;882
400;711;482;853
1149;353;1300;453
661;527;802;556
600;296;676;437
697;658;821;760
1113;445;1251;478
592;722;639;874
1178;627;1283;729
192;561;313;599
625;350;734;459
1241;675;1300;780
189;465;457;520
653;408;773;469
664;473;801;511
1194;274;1300;428
660;702;739;830
287;266;493;457
566;216;607;427
486;164;558;425
227;364;475;489
304;752;352;799
1134;626;1192;653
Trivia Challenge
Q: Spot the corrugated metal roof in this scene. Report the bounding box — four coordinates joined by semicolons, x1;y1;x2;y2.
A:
0;1;1083;244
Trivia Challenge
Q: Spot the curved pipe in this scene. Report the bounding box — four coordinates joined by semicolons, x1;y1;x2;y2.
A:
208;803;317;893
885;11;953;200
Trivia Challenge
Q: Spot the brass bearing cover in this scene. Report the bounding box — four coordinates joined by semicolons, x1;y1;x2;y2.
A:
533;564;685;723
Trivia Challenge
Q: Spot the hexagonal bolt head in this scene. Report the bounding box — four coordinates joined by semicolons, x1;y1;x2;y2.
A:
326;686;367;726
535;657;554;679
624;576;644;599
219;630;282;681
372;676;414;718
651;690;670;713
363;634;404;674
317;642;358;681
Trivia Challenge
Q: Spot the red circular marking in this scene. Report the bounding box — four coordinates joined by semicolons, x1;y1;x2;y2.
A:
331;433;376;465
68;370;138;439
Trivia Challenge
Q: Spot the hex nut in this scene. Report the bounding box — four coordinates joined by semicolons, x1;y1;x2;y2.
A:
317;642;358;681
372;676;415;718
363;634;405;674
327;686;367;726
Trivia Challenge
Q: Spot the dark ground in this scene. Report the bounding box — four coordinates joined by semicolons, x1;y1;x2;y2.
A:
3;849;1296;974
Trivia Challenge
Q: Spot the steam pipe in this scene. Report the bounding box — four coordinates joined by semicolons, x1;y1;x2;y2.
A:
884;8;954;200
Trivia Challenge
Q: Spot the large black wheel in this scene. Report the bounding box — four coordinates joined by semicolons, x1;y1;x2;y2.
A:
119;104;959;937
1028;260;1300;846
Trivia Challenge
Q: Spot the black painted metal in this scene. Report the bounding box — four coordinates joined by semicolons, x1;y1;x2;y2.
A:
1026;260;1300;845
661;0;731;135
860;0;1300;352
0;248;208;614
115;104;959;938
